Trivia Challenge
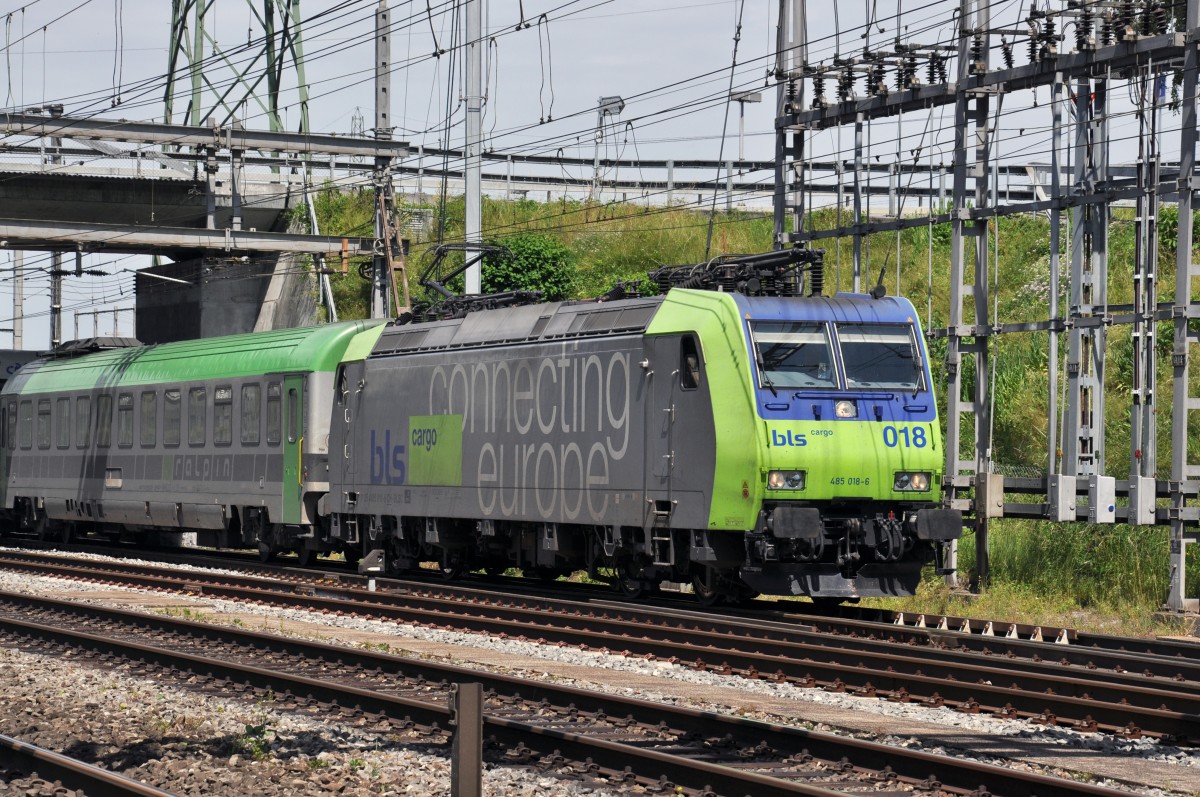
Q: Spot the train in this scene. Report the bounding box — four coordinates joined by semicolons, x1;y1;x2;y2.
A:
0;248;961;602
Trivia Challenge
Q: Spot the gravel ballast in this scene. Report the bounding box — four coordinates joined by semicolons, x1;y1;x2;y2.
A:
1;546;1198;795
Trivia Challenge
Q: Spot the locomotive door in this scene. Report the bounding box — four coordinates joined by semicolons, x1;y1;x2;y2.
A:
336;362;365;490
280;373;304;524
644;334;713;531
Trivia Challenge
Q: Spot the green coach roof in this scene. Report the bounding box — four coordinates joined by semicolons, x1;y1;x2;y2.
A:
5;320;387;395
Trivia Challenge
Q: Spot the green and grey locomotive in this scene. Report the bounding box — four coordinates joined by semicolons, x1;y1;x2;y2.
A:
0;250;961;601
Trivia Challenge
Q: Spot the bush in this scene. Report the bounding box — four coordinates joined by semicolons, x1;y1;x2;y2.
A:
484;232;577;300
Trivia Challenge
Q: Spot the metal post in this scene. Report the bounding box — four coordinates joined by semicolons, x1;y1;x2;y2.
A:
1049;75;1063;483
373;1;392;319
725;160;733;212
12;251;22;349
971;7;993;588
464;0;483;295
1168;0;1200;613
942;0;975;589
450;683;483;797
772;0;792;248
666;160;674;205
852;113;864;293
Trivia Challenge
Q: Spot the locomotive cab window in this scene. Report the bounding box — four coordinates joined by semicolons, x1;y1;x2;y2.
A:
188;387;206;446
750;321;837;389
117;393;134;448
214;386;233;446
680;336;702;390
140;392;157;447
55;398;69;449
36;399;50;449
75;397;90;448
163;390;181;447
836;324;923;391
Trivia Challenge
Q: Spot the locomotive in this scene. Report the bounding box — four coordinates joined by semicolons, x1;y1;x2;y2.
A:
0;248;961;602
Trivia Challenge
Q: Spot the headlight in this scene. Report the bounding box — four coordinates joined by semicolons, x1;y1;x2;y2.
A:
835;400;858;418
767;470;806;490
894;471;931;492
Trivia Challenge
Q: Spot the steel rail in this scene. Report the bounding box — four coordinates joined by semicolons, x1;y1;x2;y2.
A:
1;552;1194;741
0;590;1144;797
0;732;179;797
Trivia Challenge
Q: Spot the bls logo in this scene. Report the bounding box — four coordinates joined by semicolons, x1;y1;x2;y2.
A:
770;429;807;447
370;429;407;485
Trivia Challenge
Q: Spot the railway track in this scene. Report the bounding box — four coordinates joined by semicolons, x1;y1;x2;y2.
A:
1;547;1197;743
0;589;1153;797
0;731;178;797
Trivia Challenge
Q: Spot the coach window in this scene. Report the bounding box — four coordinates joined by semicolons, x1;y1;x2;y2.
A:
55;398;69;449
18;400;32;449
117;393;134;448
266;382;281;446
75;397;90;448
96;394;112;448
6;402;15;451
214;386;233;446
140;391;157;447
188;387;206;446
680;336;702;390
241;384;261;445
163;389;181;447
36;399;51;449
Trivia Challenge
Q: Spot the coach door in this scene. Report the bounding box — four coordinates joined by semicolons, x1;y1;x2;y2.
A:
281;373;304;524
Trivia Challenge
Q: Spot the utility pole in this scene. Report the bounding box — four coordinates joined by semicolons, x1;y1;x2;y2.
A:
464;0;483;295
13;251;22;349
372;1;392;319
732;91;762;161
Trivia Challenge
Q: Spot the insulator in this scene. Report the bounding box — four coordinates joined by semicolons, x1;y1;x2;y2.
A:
1152;1;1168;34
1042;15;1056;44
1119;0;1137;39
838;68;855;101
1027;21;1041;62
906;53;920;86
871;63;888;96
1101;9;1115;45
1077;5;1094;50
812;74;827;109
1001;36;1014;69
971;31;985;63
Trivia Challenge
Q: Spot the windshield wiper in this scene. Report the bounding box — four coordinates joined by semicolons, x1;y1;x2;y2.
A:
756;354;779;397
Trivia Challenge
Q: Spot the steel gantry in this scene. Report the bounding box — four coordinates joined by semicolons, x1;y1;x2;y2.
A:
773;0;1200;613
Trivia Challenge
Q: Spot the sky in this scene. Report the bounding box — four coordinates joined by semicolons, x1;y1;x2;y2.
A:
0;0;1184;347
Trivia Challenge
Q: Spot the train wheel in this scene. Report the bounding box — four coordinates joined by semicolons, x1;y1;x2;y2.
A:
57;523;73;545
295;547;316;568
616;561;650;598
439;551;465;580
691;567;728;607
257;542;276;563
342;545;362;566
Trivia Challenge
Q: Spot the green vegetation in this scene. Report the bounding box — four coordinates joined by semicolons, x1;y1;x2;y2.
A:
307;187;1199;625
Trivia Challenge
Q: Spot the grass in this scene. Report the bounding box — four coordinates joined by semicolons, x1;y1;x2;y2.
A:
306;188;1200;625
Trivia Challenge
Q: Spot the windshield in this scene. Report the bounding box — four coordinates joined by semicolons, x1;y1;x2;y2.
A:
751;321;837;389
837;324;923;390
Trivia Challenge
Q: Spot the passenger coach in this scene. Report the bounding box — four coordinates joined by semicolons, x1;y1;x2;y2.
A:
0;321;386;561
